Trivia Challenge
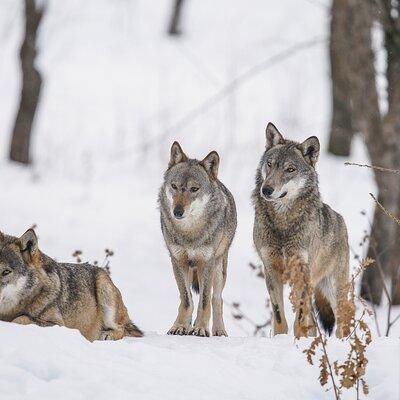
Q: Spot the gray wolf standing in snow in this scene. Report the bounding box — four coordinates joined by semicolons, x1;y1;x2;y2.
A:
252;123;349;338
159;142;237;337
0;229;143;341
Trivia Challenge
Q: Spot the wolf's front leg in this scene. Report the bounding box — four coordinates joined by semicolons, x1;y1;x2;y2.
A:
292;252;316;338
212;255;227;336
334;273;351;339
190;262;214;337
11;314;60;328
168;259;193;335
264;265;288;335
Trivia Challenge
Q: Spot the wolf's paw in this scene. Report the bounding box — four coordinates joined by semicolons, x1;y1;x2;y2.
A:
273;320;289;336
99;331;113;340
99;329;124;341
188;326;210;337
212;328;228;337
167;325;189;335
335;325;348;339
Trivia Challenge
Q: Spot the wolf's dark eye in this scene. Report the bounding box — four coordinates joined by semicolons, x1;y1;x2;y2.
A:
286;167;296;173
267;161;272;167
171;183;177;190
190;187;199;193
2;269;11;277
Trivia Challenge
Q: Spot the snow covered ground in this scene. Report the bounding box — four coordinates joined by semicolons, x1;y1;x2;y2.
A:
0;0;399;399
0;322;398;400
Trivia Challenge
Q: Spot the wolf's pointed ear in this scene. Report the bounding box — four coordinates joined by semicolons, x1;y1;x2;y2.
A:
201;151;220;179
18;229;41;267
169;141;188;168
299;136;320;167
265;123;284;150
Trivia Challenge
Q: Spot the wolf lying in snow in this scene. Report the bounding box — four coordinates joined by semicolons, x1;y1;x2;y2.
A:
0;229;143;341
159;142;237;337
252;123;349;338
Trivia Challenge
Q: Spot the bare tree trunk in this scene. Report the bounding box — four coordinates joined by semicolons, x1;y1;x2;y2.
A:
167;0;185;36
347;0;400;305
345;0;386;304
328;0;354;156
389;222;400;304
9;0;44;165
381;1;400;304
327;0;400;304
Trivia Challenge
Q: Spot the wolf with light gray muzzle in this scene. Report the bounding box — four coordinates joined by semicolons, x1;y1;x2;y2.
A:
0;229;143;341
159;142;237;337
252;123;349;338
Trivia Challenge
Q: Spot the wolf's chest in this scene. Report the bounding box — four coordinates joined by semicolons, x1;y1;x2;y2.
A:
168;243;214;263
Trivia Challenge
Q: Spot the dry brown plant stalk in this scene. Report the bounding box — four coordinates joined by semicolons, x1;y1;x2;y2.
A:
283;256;314;338
284;256;373;399
73;248;114;275
72;249;83;263
229;301;271;337
228;262;272;336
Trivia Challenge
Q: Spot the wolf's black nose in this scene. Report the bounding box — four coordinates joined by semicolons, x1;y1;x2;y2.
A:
262;186;274;197
173;205;184;219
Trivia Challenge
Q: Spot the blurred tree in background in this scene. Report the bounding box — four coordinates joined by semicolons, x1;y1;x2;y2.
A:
328;0;400;305
328;0;354;156
9;0;44;165
7;0;400;305
167;0;185;36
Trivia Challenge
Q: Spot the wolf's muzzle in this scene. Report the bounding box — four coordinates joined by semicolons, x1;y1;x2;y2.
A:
262;185;274;197
173;205;184;219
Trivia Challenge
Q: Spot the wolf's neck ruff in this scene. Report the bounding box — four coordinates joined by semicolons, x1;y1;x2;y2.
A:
255;186;322;238
0;276;27;315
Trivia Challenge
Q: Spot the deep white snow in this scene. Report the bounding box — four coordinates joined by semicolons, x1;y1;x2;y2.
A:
0;322;398;400
0;0;398;399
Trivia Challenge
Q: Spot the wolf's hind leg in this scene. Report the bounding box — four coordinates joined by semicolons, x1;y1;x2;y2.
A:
168;260;193;335
99;328;124;341
264;265;288;335
334;273;351;339
96;272;128;341
212;255;227;337
294;298;316;338
334;248;351;338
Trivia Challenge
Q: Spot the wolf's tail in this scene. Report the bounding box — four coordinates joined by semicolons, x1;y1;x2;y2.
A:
192;269;199;293
124;321;144;337
314;289;335;336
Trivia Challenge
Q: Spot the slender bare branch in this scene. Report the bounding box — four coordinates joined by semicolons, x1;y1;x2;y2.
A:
390;313;400;326
148;36;327;148
370;193;400;226
344;162;400;174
